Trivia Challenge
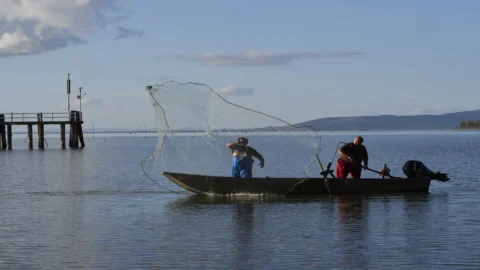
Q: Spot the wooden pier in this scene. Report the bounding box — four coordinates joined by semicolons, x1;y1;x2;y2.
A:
0;110;85;150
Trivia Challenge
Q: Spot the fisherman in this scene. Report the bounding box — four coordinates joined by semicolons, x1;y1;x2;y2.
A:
335;136;369;178
226;137;264;179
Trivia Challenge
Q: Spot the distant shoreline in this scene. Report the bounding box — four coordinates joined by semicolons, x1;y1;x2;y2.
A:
450;128;480;130
9;128;480;136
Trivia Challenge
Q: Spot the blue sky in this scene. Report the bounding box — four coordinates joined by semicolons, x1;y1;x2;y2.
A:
1;0;479;129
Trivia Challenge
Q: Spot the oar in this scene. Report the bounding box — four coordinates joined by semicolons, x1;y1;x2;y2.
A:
364;167;382;174
364;164;397;178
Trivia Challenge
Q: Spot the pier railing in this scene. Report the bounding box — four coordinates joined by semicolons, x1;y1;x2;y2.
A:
0;112;82;124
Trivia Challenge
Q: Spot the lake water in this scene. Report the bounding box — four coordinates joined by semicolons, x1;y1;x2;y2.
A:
1;131;479;269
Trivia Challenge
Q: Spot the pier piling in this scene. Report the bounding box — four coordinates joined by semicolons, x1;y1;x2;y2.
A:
37;113;44;149
60;123;66;149
7;124;12;150
0;114;5;150
69;110;79;148
78;119;85;148
27;124;33;150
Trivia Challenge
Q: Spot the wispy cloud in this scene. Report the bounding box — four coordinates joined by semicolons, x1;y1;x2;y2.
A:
216;85;255;97
78;97;103;108
115;26;144;40
405;95;417;102
0;0;129;57
61;97;103;109
132;74;176;81
409;105;460;115
170;50;366;67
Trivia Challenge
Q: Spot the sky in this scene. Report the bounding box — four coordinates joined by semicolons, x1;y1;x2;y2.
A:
1;0;479;129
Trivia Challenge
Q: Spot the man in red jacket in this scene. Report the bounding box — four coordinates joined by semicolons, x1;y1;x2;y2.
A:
335;136;369;179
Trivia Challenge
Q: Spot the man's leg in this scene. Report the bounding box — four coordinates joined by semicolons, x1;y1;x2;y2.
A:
232;166;240;178
349;164;362;178
240;168;252;179
335;159;350;179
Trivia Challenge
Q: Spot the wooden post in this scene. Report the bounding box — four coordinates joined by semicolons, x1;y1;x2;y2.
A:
69;110;72;148
7;124;12;150
38;124;45;149
69;119;72;148
0;114;5;150
38;113;44;149
27;124;33;149
69;110;78;148
60;123;66;149
78;111;85;148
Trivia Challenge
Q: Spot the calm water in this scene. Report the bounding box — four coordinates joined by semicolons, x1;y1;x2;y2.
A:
1;131;479;269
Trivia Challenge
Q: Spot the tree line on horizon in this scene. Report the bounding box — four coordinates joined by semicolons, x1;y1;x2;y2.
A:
458;120;480;129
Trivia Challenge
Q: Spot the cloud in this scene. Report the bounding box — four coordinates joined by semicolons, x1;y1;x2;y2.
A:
0;0;129;57
216;85;255;97
132;74;176;81
42;88;69;94
406;95;417;102
409;105;459;115
78;97;103;108
170;50;366;67
61;96;103;109
115;26;144;40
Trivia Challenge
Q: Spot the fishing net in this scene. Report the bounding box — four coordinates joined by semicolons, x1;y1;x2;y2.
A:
142;81;322;190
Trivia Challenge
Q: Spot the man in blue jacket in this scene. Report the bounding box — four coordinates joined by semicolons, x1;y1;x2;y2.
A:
226;137;264;179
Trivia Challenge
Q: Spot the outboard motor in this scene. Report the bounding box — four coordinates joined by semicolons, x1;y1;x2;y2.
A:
402;160;450;182
402;160;429;178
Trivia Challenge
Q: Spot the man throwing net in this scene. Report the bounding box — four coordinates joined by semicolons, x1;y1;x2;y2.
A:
227;137;265;179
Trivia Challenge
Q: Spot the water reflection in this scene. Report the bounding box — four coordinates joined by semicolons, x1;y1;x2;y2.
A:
169;196;259;268
335;195;367;223
232;202;254;268
165;194;449;269
333;195;369;269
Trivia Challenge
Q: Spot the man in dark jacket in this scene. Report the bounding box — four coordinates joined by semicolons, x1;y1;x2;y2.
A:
335;136;369;178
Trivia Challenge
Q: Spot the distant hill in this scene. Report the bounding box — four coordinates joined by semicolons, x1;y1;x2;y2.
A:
9;110;480;134
295;109;480;130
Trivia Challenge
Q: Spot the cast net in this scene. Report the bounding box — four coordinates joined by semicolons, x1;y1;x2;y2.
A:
142;81;322;193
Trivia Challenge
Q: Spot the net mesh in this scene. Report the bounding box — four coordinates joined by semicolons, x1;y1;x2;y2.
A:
143;81;322;191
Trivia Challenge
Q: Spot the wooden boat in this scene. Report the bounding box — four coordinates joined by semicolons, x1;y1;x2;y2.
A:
161;171;433;196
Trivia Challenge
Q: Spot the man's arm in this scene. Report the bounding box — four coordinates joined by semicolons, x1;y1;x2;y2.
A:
338;144;353;162
226;142;246;152
362;146;369;168
226;142;236;149
254;153;264;168
249;147;264;168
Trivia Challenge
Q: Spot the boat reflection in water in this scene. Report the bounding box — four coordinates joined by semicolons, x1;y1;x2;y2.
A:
164;193;438;268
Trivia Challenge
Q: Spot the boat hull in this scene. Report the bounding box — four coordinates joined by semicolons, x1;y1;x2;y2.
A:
161;171;431;196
